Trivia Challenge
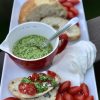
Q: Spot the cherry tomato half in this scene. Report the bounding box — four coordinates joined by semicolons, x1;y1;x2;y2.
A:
56;93;63;100
81;83;89;97
68;86;81;95
69;7;79;16
74;94;85;100
63;92;74;100
86;96;94;100
19;83;37;96
31;73;39;81
67;11;75;19
62;2;73;9
67;0;80;5
59;0;67;4
58;81;71;93
4;97;20;100
47;70;56;78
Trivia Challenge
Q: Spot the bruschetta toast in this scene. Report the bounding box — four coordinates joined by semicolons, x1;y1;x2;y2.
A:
9;71;60;99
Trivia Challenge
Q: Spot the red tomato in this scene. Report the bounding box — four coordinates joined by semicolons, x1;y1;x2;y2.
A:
59;0;67;4
74;94;85;100
65;7;68;11
86;96;94;100
31;73;39;81
19;83;37;96
69;7;79;16
68;86;81;95
59;81;71;93
63;92;74;100
4;97;20;100
67;0;80;5
80;83;89;97
47;70;56;78
62;2;73;9
67;11;75;19
56;93;63;100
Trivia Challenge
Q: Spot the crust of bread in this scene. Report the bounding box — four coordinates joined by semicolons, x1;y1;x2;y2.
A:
41;16;81;41
8;78;23;98
18;0;66;23
9;75;60;99
19;0;36;23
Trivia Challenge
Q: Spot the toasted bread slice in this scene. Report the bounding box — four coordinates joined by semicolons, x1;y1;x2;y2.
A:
19;0;67;23
41;16;81;41
9;76;60;99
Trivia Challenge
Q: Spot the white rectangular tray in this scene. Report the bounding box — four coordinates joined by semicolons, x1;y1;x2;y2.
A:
0;0;99;99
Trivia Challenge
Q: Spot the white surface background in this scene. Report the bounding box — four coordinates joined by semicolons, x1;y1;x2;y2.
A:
0;0;99;99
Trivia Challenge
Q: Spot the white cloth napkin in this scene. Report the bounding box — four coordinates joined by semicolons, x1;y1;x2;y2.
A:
50;40;97;86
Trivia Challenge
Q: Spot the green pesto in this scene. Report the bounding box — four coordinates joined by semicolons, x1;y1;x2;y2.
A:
34;82;48;93
12;35;53;59
39;74;57;87
39;74;48;81
51;79;57;87
21;77;32;83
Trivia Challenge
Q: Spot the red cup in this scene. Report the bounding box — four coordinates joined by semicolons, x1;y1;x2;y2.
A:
0;22;68;70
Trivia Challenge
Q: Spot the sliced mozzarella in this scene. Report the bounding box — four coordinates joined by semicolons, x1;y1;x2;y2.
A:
51;40;96;85
86;41;97;69
76;41;91;72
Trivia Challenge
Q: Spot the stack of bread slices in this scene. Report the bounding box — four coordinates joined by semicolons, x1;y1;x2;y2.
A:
19;0;80;41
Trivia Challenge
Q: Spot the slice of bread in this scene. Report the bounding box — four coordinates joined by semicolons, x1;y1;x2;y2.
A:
9;76;60;99
41;16;81;41
19;0;67;23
